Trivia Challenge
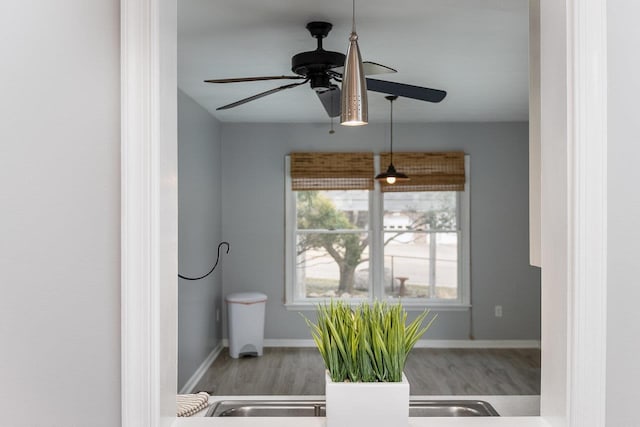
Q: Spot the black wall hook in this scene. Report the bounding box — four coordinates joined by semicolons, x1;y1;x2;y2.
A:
178;241;230;281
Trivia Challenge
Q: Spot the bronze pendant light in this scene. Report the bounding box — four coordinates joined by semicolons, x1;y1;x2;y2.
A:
375;96;409;184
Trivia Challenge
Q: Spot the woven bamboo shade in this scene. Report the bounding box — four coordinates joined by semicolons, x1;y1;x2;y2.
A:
290;152;374;190
379;152;466;192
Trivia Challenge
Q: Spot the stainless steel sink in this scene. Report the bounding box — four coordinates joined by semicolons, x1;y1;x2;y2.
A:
205;399;499;417
206;401;325;417
409;400;499;417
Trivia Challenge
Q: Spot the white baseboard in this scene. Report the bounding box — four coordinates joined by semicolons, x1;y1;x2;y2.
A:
221;338;540;349
179;341;224;394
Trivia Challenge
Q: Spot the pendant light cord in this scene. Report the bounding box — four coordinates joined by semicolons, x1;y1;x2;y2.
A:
178;241;230;281
389;97;394;164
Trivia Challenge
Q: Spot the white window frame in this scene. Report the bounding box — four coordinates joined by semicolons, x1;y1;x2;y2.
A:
284;155;470;311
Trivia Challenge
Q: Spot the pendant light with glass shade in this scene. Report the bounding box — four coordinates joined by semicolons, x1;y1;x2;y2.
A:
376;96;409;184
340;0;368;126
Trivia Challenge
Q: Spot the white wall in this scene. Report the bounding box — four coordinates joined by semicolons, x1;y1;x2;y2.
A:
178;90;223;389
0;1;121;426
220;122;541;341
606;1;640;424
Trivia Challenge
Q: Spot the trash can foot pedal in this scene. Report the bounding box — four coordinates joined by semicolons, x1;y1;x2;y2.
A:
239;352;258;358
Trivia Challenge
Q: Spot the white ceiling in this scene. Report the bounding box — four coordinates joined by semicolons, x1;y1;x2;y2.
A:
178;0;529;124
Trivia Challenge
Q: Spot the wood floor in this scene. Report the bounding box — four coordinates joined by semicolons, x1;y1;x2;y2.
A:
194;347;540;396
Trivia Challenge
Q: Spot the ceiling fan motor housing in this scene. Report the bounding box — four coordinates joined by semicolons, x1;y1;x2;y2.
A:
291;22;345;92
291;50;344;88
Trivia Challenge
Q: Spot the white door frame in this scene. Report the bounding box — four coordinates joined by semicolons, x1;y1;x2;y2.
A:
120;0;608;426
563;0;607;424
121;1;177;426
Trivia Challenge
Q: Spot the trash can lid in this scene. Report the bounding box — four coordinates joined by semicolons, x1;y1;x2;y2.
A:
225;292;268;304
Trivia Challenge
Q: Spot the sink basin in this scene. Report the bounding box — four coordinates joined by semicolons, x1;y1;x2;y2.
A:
207;401;325;417
205;399;499;417
409;400;499;417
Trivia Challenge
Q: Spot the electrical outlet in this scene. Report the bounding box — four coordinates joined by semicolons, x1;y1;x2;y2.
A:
216;308;220;322
494;305;503;318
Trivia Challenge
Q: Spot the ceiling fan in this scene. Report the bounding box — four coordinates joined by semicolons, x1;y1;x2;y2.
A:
204;22;447;118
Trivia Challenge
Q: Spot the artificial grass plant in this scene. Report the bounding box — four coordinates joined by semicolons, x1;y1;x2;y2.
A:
304;300;437;383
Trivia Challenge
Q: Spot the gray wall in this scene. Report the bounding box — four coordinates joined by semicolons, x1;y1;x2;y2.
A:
178;90;223;389
0;1;121;426
220;122;541;341
606;0;640;424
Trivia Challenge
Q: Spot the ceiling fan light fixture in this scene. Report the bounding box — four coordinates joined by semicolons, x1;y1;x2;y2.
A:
340;0;368;126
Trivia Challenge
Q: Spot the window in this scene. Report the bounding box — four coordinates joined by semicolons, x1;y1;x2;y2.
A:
285;153;469;309
382;191;460;301
295;190;370;299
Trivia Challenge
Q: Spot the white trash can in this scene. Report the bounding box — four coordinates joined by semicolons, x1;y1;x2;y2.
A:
226;292;267;358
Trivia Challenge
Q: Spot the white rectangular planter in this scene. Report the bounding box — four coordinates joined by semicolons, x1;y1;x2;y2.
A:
325;372;409;427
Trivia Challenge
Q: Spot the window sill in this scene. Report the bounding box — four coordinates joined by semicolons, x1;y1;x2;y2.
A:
284;302;471;312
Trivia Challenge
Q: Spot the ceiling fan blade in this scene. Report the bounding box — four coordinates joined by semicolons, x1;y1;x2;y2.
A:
362;61;397;75
330;61;397;77
366;78;447;103
205;75;306;84
216;80;309;110
316;86;341;117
